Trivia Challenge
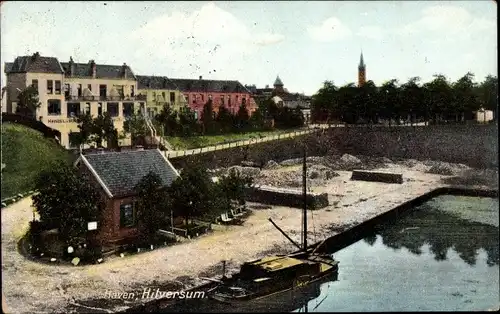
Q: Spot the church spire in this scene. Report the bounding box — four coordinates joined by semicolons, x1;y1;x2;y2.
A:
358;51;366;87
358;51;365;69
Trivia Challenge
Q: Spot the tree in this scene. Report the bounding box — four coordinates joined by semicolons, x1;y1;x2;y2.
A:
215;105;233;133
423;74;453;124
357;80;379;124
400;77;423;125
92;112;118;147
134;172;169;243
31;162;102;246
123;112;149;146
75;112;95;146
217;167;254;210
235;104;250;131
201;100;215;134
336;83;358;124
477;75;498;120
311;81;338;123
248;106;265;130
451;72;480;122
16;86;41;119
167;164;213;230
74;112;119;148
155;104;179;136
178;106;198;136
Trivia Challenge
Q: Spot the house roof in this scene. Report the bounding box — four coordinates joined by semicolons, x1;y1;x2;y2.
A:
5;53;64;74
136;75;179;90
60;61;136;80
168;78;250;93
77;149;179;198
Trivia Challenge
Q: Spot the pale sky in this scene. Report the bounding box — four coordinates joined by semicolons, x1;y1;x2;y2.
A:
0;1;497;95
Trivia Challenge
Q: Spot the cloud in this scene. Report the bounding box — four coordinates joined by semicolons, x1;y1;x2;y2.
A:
357;25;384;40
128;2;283;77
396;5;496;37
253;33;285;46
307;17;351;42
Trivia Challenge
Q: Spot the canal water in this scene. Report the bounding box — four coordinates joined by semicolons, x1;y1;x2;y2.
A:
161;195;499;312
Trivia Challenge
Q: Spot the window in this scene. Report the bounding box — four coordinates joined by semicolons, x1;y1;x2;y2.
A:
55;80;61;94
120;203;136;228
107;102;119;117
64;84;70;98
130;85;135;97
97;103;103;115
123;103;134;117
220;96;224;105
99;85;107;98
236;95;239;102
201;94;204;102
162;92;166;100
87;84;92;91
85;103;91;115
152;92;156;100
67;103;80;118
47;80;53;94
228;95;231;106
242;97;246;105
77;84;82;97
116;85;124;98
31;79;38;92
47;99;61;115
170;92;175;103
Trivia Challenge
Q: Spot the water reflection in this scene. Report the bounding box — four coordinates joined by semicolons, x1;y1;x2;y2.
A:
159;195;498;312
364;197;499;266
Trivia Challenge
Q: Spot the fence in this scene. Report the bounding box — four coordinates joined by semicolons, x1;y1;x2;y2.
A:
163;128;325;159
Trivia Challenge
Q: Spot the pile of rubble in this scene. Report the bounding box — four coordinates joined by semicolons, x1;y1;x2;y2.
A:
256;162;340;188
424;160;470;176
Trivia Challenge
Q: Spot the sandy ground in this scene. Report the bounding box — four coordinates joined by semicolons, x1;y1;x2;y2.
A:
1;159;496;313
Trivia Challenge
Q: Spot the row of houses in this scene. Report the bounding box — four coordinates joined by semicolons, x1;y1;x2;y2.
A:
2;53;261;148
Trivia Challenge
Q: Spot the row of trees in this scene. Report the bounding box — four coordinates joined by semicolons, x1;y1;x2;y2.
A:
312;73;498;125
30;161;253;252
154;98;305;137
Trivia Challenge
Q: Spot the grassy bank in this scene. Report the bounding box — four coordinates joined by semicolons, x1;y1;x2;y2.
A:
165;129;300;150
1;123;73;199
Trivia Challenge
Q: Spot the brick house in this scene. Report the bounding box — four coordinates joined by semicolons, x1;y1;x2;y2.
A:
169;77;257;120
74;148;179;247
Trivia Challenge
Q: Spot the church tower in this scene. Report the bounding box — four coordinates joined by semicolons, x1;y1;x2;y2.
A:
358;52;366;87
273;75;285;94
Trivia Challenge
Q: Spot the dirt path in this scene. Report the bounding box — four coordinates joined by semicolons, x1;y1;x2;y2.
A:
2;166;448;313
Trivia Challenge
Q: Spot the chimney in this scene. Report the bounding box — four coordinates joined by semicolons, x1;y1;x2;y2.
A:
31;52;40;60
90;60;96;78
122;63;128;79
69;57;75;76
199;75;202;80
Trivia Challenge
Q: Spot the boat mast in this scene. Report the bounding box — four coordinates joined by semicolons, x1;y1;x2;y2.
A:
302;143;307;252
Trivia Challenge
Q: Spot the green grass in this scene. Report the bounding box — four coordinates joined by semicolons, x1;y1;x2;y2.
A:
1;123;73;199
165;129;303;150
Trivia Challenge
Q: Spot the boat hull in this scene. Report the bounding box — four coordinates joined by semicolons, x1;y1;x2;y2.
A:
209;260;339;310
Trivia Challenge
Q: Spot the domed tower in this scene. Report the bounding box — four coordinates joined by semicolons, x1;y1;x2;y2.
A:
358;52;366;87
273;75;284;94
